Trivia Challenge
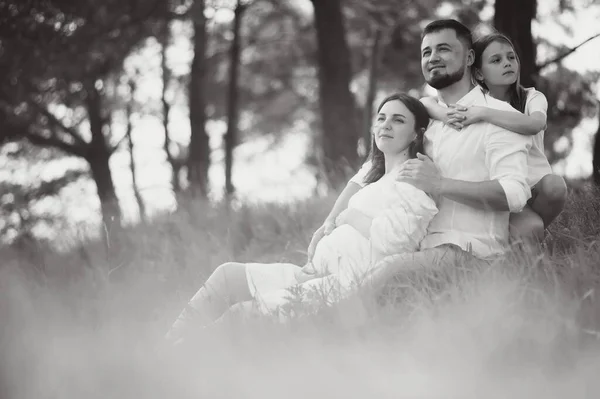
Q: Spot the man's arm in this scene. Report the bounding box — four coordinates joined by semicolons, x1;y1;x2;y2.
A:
438;179;512;211
438;126;531;212
398;126;531;213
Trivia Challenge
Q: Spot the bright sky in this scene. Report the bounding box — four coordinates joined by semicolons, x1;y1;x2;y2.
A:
3;0;600;241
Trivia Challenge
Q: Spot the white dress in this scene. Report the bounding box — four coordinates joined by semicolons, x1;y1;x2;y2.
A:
244;172;438;320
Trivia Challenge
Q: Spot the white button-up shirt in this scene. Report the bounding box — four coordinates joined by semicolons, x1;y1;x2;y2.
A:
351;87;532;259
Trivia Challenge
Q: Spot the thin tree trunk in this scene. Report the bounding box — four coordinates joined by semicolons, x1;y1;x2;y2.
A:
363;27;382;159
159;20;181;194
127;80;146;223
187;0;210;197
593;101;600;185
494;0;537;87
224;1;247;200
84;82;121;229
310;0;361;188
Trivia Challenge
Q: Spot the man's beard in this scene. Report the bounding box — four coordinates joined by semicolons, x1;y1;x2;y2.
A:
426;66;466;90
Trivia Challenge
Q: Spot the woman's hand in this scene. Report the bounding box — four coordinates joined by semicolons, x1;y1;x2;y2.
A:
295;263;320;283
306;218;336;262
446;105;488;130
307;225;325;262
323;218;336;235
335;208;357;227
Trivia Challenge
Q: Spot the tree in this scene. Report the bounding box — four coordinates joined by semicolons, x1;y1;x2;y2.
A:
593;101;600;185
310;0;361;188
224;0;250;199
187;0;210;197
159;20;185;195
0;0;169;228
125;79;147;223
493;0;538;87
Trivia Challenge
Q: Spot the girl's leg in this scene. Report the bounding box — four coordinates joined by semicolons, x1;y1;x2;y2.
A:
166;262;252;343
529;174;567;228
509;174;567;249
509;206;545;249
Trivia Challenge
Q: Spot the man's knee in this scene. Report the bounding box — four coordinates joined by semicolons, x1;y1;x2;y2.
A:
538;174;568;205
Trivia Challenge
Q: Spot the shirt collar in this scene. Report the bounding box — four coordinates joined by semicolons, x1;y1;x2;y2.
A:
437;85;484;108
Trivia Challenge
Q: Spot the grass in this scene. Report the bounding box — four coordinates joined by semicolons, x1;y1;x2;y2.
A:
1;182;600;398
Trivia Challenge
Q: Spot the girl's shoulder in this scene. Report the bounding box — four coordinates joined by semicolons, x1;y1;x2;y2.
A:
523;87;547;101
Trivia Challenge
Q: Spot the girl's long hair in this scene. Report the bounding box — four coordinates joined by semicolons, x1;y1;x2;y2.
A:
473;33;528;113
363;93;430;185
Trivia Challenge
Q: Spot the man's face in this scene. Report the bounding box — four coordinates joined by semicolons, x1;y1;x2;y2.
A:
420;29;471;89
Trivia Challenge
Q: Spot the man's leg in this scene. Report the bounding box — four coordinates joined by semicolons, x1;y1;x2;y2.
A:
166;262;252;343
365;245;483;295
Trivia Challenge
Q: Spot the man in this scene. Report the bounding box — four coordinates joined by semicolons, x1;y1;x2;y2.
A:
306;19;532;284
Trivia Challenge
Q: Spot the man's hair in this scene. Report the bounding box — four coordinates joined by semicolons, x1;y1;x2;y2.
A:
422;19;473;50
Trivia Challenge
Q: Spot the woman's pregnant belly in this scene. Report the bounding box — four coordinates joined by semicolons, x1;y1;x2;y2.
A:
311;224;371;281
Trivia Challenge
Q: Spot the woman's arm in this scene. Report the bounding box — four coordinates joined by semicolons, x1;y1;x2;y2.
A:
335;208;373;239
306;181;362;262
323;181;362;228
448;106;546;136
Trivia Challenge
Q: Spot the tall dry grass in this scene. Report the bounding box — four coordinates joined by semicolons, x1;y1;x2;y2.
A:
1;183;599;399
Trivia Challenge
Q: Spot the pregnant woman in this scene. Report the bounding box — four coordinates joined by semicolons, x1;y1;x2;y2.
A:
166;93;438;344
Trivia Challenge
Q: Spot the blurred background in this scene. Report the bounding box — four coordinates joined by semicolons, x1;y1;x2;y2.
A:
1;0;599;249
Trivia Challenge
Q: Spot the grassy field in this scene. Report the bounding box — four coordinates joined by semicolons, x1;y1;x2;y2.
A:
1;182;600;398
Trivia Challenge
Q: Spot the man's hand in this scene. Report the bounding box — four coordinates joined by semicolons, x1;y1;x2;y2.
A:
396;153;443;195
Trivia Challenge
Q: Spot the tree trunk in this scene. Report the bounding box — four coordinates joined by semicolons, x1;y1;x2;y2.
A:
85;83;121;228
363;27;382;159
224;1;247;200
310;0;361;188
159;20;181;194
187;0;210;197
127;81;146;223
593;101;600;185
493;0;537;87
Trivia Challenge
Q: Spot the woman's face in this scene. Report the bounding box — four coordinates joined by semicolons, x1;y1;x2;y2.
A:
477;40;519;87
373;100;417;155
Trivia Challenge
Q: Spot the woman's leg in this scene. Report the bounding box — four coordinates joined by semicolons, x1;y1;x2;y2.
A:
529;174;568;228
165;262;252;343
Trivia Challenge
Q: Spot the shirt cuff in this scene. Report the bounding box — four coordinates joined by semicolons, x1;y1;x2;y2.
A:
497;178;531;212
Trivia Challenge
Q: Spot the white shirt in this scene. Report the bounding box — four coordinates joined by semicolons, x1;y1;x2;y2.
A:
350;87;532;259
524;88;552;186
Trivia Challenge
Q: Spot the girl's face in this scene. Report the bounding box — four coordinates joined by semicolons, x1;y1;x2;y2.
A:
476;40;519;87
373;100;417;155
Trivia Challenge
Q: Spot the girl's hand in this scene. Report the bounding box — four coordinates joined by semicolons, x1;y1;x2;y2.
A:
446;105;487;130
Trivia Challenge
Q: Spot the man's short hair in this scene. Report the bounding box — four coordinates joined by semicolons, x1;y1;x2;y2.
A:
422;19;473;50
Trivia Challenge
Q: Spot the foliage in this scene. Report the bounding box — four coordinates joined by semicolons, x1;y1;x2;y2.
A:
1;186;600;398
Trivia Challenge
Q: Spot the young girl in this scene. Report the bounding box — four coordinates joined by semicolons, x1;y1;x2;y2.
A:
421;32;567;244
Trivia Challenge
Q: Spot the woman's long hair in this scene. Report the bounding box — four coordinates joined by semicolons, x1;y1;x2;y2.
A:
473;33;528;113
363;93;430;184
